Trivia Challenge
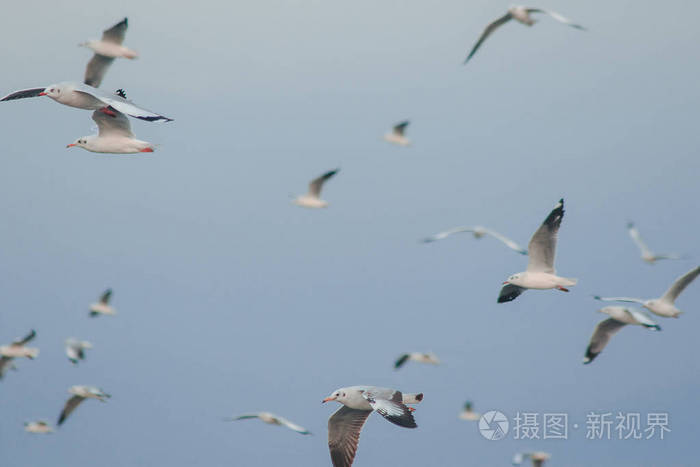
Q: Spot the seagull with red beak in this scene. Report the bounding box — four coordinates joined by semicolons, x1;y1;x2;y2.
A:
67;108;155;154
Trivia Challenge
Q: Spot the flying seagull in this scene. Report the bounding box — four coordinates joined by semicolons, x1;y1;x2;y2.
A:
594;265;700;318
292;169;339;208
89;289;116;317
225;412;311;435
0;330;39;380
513;451;551;467
65;338;93;365
464;6;585;64
82;18;138;88
68;107;155;153
58;386;110;426
24;421;54;434
323;386;422;467
383;121;411;147
394;352;440;369
583;306;661;364
498;199;577;303
459;401;481;421
422;225;527;255
1;82;172;122
627;222;684;264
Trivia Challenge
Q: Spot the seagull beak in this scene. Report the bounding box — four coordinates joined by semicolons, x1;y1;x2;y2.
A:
322;397;335;403
502;281;509;285
38;92;47;96
66;143;76;148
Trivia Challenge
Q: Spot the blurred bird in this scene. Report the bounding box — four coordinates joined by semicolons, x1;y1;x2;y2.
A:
24;421;53;434
81;18;138;88
383;121;411;146
459;401;481;421
58;386;111;426
89;289;116;317
292;169;339;208
394;352;440;369
65;338;93;365
67;108;156;154
513;451;551;467
627;222;685;264
225;412;311;435
0;330;38;380
422;225;527;255
583;307;661;364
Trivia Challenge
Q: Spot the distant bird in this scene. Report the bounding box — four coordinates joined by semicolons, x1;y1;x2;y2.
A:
225;412;311;435
422;225;527;255
67;108;155;154
383;121;411;146
498;199;577;303
594;266;700;318
583;307;661;364
459;401;481;421
464;6;585;64
81;18;138;88
58;385;111;426
513;451;551;467
323;386;422;467
627;222;684;264
24;420;53;434
1;82;172;122
65;338;93;365
394;352;440;369
89;289;116;317
0;330;39;380
292;169;339;208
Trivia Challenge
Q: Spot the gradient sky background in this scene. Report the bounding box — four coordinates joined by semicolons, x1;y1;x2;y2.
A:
1;1;699;466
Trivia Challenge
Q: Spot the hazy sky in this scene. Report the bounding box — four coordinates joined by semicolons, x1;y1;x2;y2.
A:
1;1;699;466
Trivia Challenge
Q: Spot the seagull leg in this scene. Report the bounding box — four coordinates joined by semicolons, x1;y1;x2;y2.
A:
99;106;118;117
408;407;416;412
556;286;570;292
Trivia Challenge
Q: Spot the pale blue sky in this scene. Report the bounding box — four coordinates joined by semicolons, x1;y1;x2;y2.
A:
1;1;699;466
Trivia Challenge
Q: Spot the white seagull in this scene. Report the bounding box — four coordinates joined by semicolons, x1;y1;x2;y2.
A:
323;386;422;467
58;385;111;426
627;222;684;264
583;306;661;364
464;6;585;64
82;18;138;88
459;401;481;421
292;169;339;208
65;338;93;365
422;225;527;255
513;451;551;467
67;107;155;154
24;421;54;434
1;82;172;122
594;266;700;318
225;412;311;435
394;352;440;369
498;199;577;303
89;288;116;317
383;121;411;146
0;330;39;380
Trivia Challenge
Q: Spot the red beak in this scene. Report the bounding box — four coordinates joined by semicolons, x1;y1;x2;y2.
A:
38;92;47;96
502;281;509;284
322;397;334;403
66;143;76;148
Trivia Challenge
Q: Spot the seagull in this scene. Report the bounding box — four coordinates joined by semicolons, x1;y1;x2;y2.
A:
513;451;551;467
225;412;311;435
58;385;111;426
583;307;661;364
67;108;155;153
323;386;422;467
394;352;440;369
383;121;410;146
594;266;700;318
292;169;339;208
65;338;93;365
459;401;481;421
1;82;172;122
24;421;54;434
89;289;116;317
627;222;684;264
81;18;138;88
464;6;585;64
498;199;577;303
422;225;527;255
0;330;39;380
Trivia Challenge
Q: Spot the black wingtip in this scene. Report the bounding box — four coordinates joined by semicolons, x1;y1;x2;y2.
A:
414;393;423;402
583;346;598;364
114;89;127;99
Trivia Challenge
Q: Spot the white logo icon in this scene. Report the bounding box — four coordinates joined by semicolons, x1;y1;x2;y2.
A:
479;411;509;440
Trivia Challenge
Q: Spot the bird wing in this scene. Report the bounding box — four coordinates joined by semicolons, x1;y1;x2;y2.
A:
593;295;645;305
277;416;312;435
84;54;115;88
92;109;133;138
498;283;526;303
0;88;46;102
526;8;586;30
328;406;372;467
102;18;128;44
73;83;172;122
99;289;113;304
627;223;653;258
58;395;85;425
308;169;339;198
526;199;564;273
626;308;660;329
583;318;626;364
393;121;410;136
365;397;417;428
464;13;512;63
421;226;475;243
394;354;410;369
13;329;36;346
661;266;700;303
0;356;12;379
481;228;528;254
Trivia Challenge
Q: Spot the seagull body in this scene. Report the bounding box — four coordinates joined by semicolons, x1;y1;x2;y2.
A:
24;421;53;434
89;289;116;317
513;451;551;467
594;266;700;318
394;352;440;369
58;385;110;426
65;338;93;365
323;386;422;467
422;225;527;254
459;401;481;421
627;222;683;264
292;169;339;209
383;121;410;146
1;82;172;122
498;199;576;303
68;109;155;154
227;412;311;435
583;307;661;364
81;18;137;88
0;330;38;380
464;6;585;63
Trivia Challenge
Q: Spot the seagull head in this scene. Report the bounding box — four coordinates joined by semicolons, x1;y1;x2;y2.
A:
322;388;347;404
503;273;523;286
66;137;93;150
39;84;63;99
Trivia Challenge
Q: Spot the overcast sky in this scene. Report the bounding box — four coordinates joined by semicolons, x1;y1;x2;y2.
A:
1;1;699;466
